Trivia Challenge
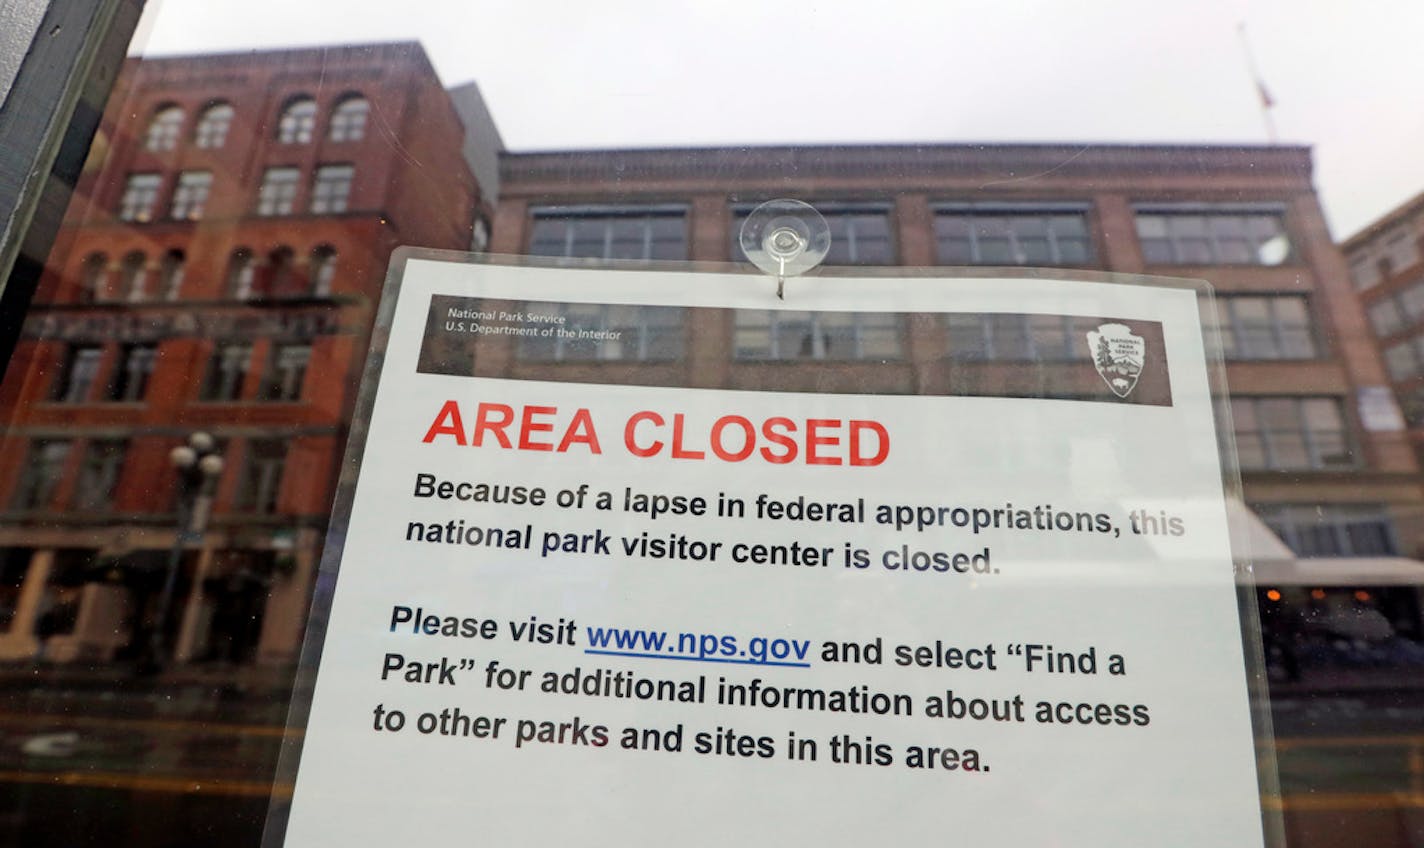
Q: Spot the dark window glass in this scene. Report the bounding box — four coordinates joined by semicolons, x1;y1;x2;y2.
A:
329;96;369;142
732;206;893;265
518;303;683;362
169;171;212;220
106;344;157;402
528;208;688;260
934;207;1093;265
118;173;161;222
144;105;184;151
234;440;286;513
1231;397;1353;470
261;344;311;401
310;164;354;213
11;441;71;510
1209;295;1317;360
227;248;256;298
310;245;338;296
200;344;252;401
1256;504;1399;557
277;96;317;144
193;102;234;148
733;310;902;360
74;440;126;511
1135;207;1291;265
257;167;300;216
52;345;104;403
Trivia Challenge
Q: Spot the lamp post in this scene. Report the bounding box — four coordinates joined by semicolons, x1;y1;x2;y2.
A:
142;432;223;673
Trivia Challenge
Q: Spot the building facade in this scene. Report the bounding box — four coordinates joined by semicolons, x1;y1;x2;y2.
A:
1344;193;1424;470
489;144;1424;574
0;43;480;664
2;63;1418;669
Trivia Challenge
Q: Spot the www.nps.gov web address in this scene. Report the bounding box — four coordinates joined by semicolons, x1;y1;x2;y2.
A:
584;625;812;668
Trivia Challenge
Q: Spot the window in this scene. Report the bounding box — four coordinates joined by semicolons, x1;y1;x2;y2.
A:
106;344;157;402
1350;255;1383;290
822;209;894;264
1383;231;1420;276
268;246;297;297
11;441;70;510
310;164;354;213
944;313;1098;361
310;245;338;296
519;303;683;362
1135;207;1291;266
732;205;894;265
159;249;185;300
193;102;234;149
1396;280;1424;324
329;96;369;142
143;105;185;151
1231;397;1352;471
227;248;256;299
734;311;901;360
74;440;126;511
52;346;104;403
261;344;311;401
1384;342;1417;381
1255;504;1398;557
77;253;107;302
120;252;148;302
1380;335;1424;382
257;167;300;216
117;173;161;222
1368;298;1405;337
169;171;212;220
1206;295;1317;360
234;440;287;513
528;208;688;260
934;206;1093;265
200;344;252;401
1403;386;1424;427
276;96;317;144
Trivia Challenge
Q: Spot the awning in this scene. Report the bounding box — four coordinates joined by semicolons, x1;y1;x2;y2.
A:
1250;557;1424;587
1225;497;1295;563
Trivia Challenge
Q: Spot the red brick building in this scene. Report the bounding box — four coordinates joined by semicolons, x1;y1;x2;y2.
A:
490;144;1424;569
0;42;481;664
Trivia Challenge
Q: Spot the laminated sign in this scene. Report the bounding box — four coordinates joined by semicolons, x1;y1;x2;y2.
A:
271;252;1268;847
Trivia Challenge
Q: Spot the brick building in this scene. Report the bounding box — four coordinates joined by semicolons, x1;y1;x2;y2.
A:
1344;192;1424;468
488;144;1424;572
0;42;481;664
2;48;1419;669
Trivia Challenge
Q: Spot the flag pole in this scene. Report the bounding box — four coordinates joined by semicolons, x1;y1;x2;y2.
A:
1237;22;1278;143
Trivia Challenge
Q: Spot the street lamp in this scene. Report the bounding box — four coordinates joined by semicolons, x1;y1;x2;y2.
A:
141;432;223;673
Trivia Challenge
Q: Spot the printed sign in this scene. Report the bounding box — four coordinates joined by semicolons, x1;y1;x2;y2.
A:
274;255;1264;847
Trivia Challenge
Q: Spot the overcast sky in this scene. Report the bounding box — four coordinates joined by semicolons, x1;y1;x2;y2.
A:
135;0;1424;238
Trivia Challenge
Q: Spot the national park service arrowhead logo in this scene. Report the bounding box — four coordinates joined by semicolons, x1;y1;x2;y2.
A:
1087;322;1145;398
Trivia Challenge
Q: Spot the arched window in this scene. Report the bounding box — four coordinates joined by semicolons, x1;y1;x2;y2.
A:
78;253;108;302
268;246;297;297
160;249;186;300
120;252;148;302
227;248;256;299
276;96;317;144
328;95;369;142
144;105;185;151
194;102;234;149
310;245;338;296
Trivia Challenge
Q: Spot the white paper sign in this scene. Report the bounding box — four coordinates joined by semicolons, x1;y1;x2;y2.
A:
276;256;1264;847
